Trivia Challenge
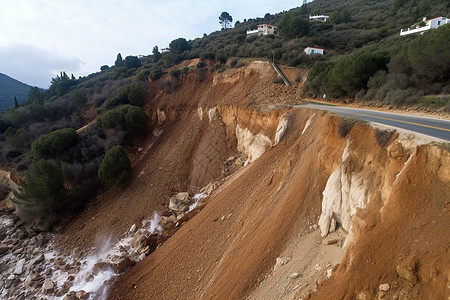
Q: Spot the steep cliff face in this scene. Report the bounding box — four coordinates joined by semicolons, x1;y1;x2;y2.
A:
53;62;448;299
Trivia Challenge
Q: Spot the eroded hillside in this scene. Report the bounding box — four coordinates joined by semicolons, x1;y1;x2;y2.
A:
50;62;450;299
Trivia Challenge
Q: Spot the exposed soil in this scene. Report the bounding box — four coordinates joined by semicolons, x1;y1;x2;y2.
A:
36;62;450;299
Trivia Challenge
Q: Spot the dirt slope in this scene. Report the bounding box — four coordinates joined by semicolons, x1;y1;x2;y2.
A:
54;62;449;300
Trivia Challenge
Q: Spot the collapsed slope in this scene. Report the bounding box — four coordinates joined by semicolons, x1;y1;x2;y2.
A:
55;62;449;299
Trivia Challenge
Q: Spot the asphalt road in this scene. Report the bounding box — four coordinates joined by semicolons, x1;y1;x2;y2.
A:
295;104;450;141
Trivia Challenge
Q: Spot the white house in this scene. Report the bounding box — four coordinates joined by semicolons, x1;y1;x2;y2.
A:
309;15;329;22
304;47;324;55
246;24;277;36
400;16;450;36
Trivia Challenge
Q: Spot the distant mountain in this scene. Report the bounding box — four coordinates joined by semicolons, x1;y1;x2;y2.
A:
0;73;32;111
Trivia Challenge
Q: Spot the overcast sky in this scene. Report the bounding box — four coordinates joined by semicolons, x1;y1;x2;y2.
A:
0;0;302;88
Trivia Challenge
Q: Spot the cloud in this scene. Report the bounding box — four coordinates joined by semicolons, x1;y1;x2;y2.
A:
0;44;82;88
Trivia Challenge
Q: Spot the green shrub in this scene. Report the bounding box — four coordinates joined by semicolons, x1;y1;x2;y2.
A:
200;52;215;61
97;104;148;134
98;145;131;186
150;67;164;81
197;61;207;69
419;96;448;108
169;68;182;79
32;128;78;159
124;56;142;69
127;83;147;106
104;83;147;108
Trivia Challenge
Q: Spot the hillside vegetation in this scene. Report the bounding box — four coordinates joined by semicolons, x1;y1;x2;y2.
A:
0;0;449;228
0;73;32;111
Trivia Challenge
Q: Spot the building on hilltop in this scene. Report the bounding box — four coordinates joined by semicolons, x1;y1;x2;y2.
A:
246;24;277;36
400;16;450;36
304;47;324;55
309;15;329;22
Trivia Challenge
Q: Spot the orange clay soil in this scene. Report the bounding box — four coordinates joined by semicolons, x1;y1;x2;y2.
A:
53;62;449;299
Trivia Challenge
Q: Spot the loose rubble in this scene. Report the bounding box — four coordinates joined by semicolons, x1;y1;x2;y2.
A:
0;208;164;299
0;191;211;299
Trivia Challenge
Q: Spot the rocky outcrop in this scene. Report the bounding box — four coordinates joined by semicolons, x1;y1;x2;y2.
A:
318;140;371;241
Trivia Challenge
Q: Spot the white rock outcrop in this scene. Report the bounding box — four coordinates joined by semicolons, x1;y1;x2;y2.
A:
208;107;217;122
318;140;371;242
157;109;166;125
302;113;315;135
274;116;288;145
235;125;272;162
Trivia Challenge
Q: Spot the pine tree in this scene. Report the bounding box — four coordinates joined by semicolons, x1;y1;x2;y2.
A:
14;96;19;109
219;12;233;30
152;46;162;63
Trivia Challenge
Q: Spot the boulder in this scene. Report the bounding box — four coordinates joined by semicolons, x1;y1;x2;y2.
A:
76;290;90;299
29;269;41;281
114;257;136;274
396;256;417;284
0;217;14;228
92;261;113;275
62;292;78;300
169;192;190;210
0;245;10;255
130;233;146;249
55;287;70;297
24;275;33;289
30;253;45;265
41;279;54;294
13;258;25;275
379;283;390;291
12;247;24;254
160;215;177;229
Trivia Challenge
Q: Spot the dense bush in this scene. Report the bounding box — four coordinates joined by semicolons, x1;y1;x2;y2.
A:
98;145;131;186
124;56;142;69
308;51;390;98
169;38;192;54
104;83;147;108
97;104;148;134
32;128;78;159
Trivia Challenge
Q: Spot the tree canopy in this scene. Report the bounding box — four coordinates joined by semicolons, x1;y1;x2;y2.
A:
97;104;148;134
152;46;162;63
115;53;124;67
169;38;192;54
219;12;233;30
12;159;68;227
124;56;142;69
32;128;78;159
278;11;310;39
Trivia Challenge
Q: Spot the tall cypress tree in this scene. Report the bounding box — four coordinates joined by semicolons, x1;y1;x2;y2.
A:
115;53;124;67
